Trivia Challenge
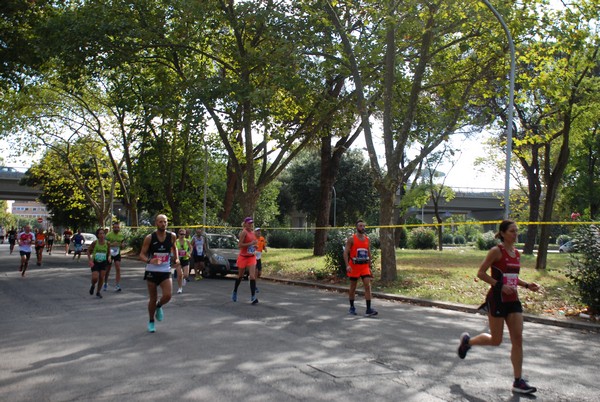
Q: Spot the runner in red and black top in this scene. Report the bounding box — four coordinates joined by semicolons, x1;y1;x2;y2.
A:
457;220;540;394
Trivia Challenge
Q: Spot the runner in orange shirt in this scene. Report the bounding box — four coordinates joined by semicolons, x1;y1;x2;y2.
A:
34;228;46;266
254;227;267;293
343;220;377;317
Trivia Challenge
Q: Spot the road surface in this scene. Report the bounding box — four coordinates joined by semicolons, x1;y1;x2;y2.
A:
1;245;598;401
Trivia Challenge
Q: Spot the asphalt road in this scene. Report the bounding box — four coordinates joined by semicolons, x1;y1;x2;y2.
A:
1;244;599;401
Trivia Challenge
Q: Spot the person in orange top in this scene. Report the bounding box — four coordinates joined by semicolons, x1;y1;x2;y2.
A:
254;227;267;294
34;228;46;266
343;220;377;317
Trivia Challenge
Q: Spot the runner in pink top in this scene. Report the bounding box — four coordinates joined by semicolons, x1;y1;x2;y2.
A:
231;217;258;304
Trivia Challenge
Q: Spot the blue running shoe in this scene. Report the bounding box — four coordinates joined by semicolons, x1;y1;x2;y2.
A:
349;306;357;315
251;295;259;304
457;332;471;359
102;283;108;291
365;308;378;317
232;291;237;302
155;306;164;321
148;322;155;333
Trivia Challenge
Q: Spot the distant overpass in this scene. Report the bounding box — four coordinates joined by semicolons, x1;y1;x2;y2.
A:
405;187;504;229
0;168;41;201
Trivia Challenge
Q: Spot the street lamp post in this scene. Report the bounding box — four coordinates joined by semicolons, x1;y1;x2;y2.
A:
481;0;515;219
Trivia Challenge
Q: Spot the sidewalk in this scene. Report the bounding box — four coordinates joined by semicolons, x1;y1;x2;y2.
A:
262;276;600;332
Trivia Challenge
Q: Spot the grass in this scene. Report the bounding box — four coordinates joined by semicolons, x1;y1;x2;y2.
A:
262;247;585;319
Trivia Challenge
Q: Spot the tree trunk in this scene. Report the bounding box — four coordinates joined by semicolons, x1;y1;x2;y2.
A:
393;184;407;247
220;161;237;221
314;147;334;256
379;187;397;282
313;133;346;256
536;123;571;269
523;171;541;254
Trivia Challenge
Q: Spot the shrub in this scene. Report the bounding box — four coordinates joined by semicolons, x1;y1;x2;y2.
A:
556;234;571;246
396;227;407;248
442;233;454;244
267;230;293;248
407;227;436;250
369;232;381;249
290;231;314;249
566;225;600;314
454;235;466;245
128;227;154;254
324;230;347;278
476;231;498;250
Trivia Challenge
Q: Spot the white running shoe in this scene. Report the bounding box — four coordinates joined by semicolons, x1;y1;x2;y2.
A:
177;288;183;294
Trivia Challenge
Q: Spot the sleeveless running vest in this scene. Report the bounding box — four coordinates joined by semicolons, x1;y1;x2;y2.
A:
349;234;370;267
240;229;257;256
488;244;521;303
93;241;109;263
177;238;192;259
146;231;173;273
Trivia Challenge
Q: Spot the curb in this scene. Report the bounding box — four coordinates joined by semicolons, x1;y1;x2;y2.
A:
262;276;600;333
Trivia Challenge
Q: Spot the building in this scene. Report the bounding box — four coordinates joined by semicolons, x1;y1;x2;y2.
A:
11;200;51;223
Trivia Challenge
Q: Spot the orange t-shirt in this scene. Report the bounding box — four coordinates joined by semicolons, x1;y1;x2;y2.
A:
256;236;266;252
35;233;46;247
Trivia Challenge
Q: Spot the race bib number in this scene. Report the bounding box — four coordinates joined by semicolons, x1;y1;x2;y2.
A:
153;252;170;263
503;273;518;289
255;251;262;260
95;252;107;262
247;245;256;254
110;246;120;256
353;248;369;264
178;249;187;257
501;273;519;302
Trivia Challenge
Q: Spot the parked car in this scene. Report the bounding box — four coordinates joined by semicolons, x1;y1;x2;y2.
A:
203;233;248;278
68;233;97;254
559;240;575;253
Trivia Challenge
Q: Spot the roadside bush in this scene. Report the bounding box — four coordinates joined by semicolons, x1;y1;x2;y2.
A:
369;232;381;249
267;230;293;248
566;225;600;314
396;227;407;248
442;233;454;244
476;231;498;250
324;230;347;278
407;227;436;250
453;235;466;245
128;227;154;254
290;231;313;249
556;234;571;246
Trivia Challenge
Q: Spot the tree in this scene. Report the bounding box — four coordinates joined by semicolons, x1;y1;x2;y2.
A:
21;142;112;229
286;149;379;228
559;117;600;220
422;147;457;251
486;2;599;268
325;0;507;281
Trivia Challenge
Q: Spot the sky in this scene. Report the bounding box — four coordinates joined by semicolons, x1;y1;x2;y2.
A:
351;128;507;191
